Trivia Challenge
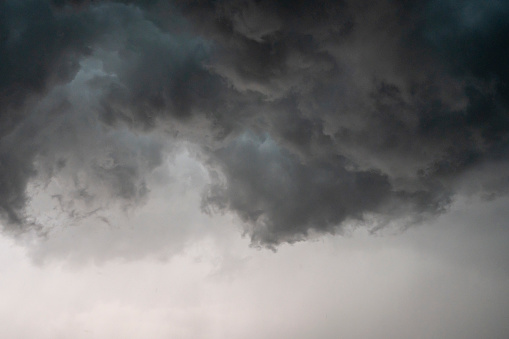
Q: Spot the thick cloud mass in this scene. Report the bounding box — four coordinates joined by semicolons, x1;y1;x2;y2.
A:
203;133;448;245
1;0;509;247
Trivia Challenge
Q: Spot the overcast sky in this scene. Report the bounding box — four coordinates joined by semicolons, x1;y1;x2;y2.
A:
1;0;509;338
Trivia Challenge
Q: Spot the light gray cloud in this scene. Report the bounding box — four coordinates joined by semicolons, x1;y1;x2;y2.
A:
1;196;509;339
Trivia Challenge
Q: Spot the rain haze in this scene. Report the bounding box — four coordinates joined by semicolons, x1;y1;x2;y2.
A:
0;0;509;338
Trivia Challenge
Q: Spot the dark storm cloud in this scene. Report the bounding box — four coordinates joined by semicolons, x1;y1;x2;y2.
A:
203;133;449;246
1;0;509;247
183;0;509;244
0;0;87;225
0;0;208;228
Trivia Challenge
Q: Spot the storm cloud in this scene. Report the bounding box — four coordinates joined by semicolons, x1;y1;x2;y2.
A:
1;0;509;247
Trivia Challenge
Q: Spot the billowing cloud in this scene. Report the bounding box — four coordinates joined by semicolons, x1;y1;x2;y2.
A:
1;0;509;249
203;132;448;246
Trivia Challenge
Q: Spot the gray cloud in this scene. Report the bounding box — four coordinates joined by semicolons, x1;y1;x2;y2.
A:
1;0;509;249
203;133;448;246
0;0;209;229
187;0;509;245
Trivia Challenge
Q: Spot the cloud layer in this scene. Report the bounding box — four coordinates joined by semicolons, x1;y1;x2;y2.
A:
1;0;509;247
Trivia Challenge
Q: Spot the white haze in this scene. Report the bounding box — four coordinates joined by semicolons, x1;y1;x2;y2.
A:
1;150;508;339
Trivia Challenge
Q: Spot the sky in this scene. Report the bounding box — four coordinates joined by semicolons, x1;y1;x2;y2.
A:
0;0;509;337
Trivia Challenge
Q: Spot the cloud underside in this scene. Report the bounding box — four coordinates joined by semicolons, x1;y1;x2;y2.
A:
1;0;509;247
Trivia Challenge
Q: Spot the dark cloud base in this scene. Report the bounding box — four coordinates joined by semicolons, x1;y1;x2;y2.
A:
1;0;508;247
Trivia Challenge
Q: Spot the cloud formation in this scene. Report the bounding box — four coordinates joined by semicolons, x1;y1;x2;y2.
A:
1;0;509;247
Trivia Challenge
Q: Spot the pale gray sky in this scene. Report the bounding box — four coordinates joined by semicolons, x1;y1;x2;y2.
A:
2;150;509;338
